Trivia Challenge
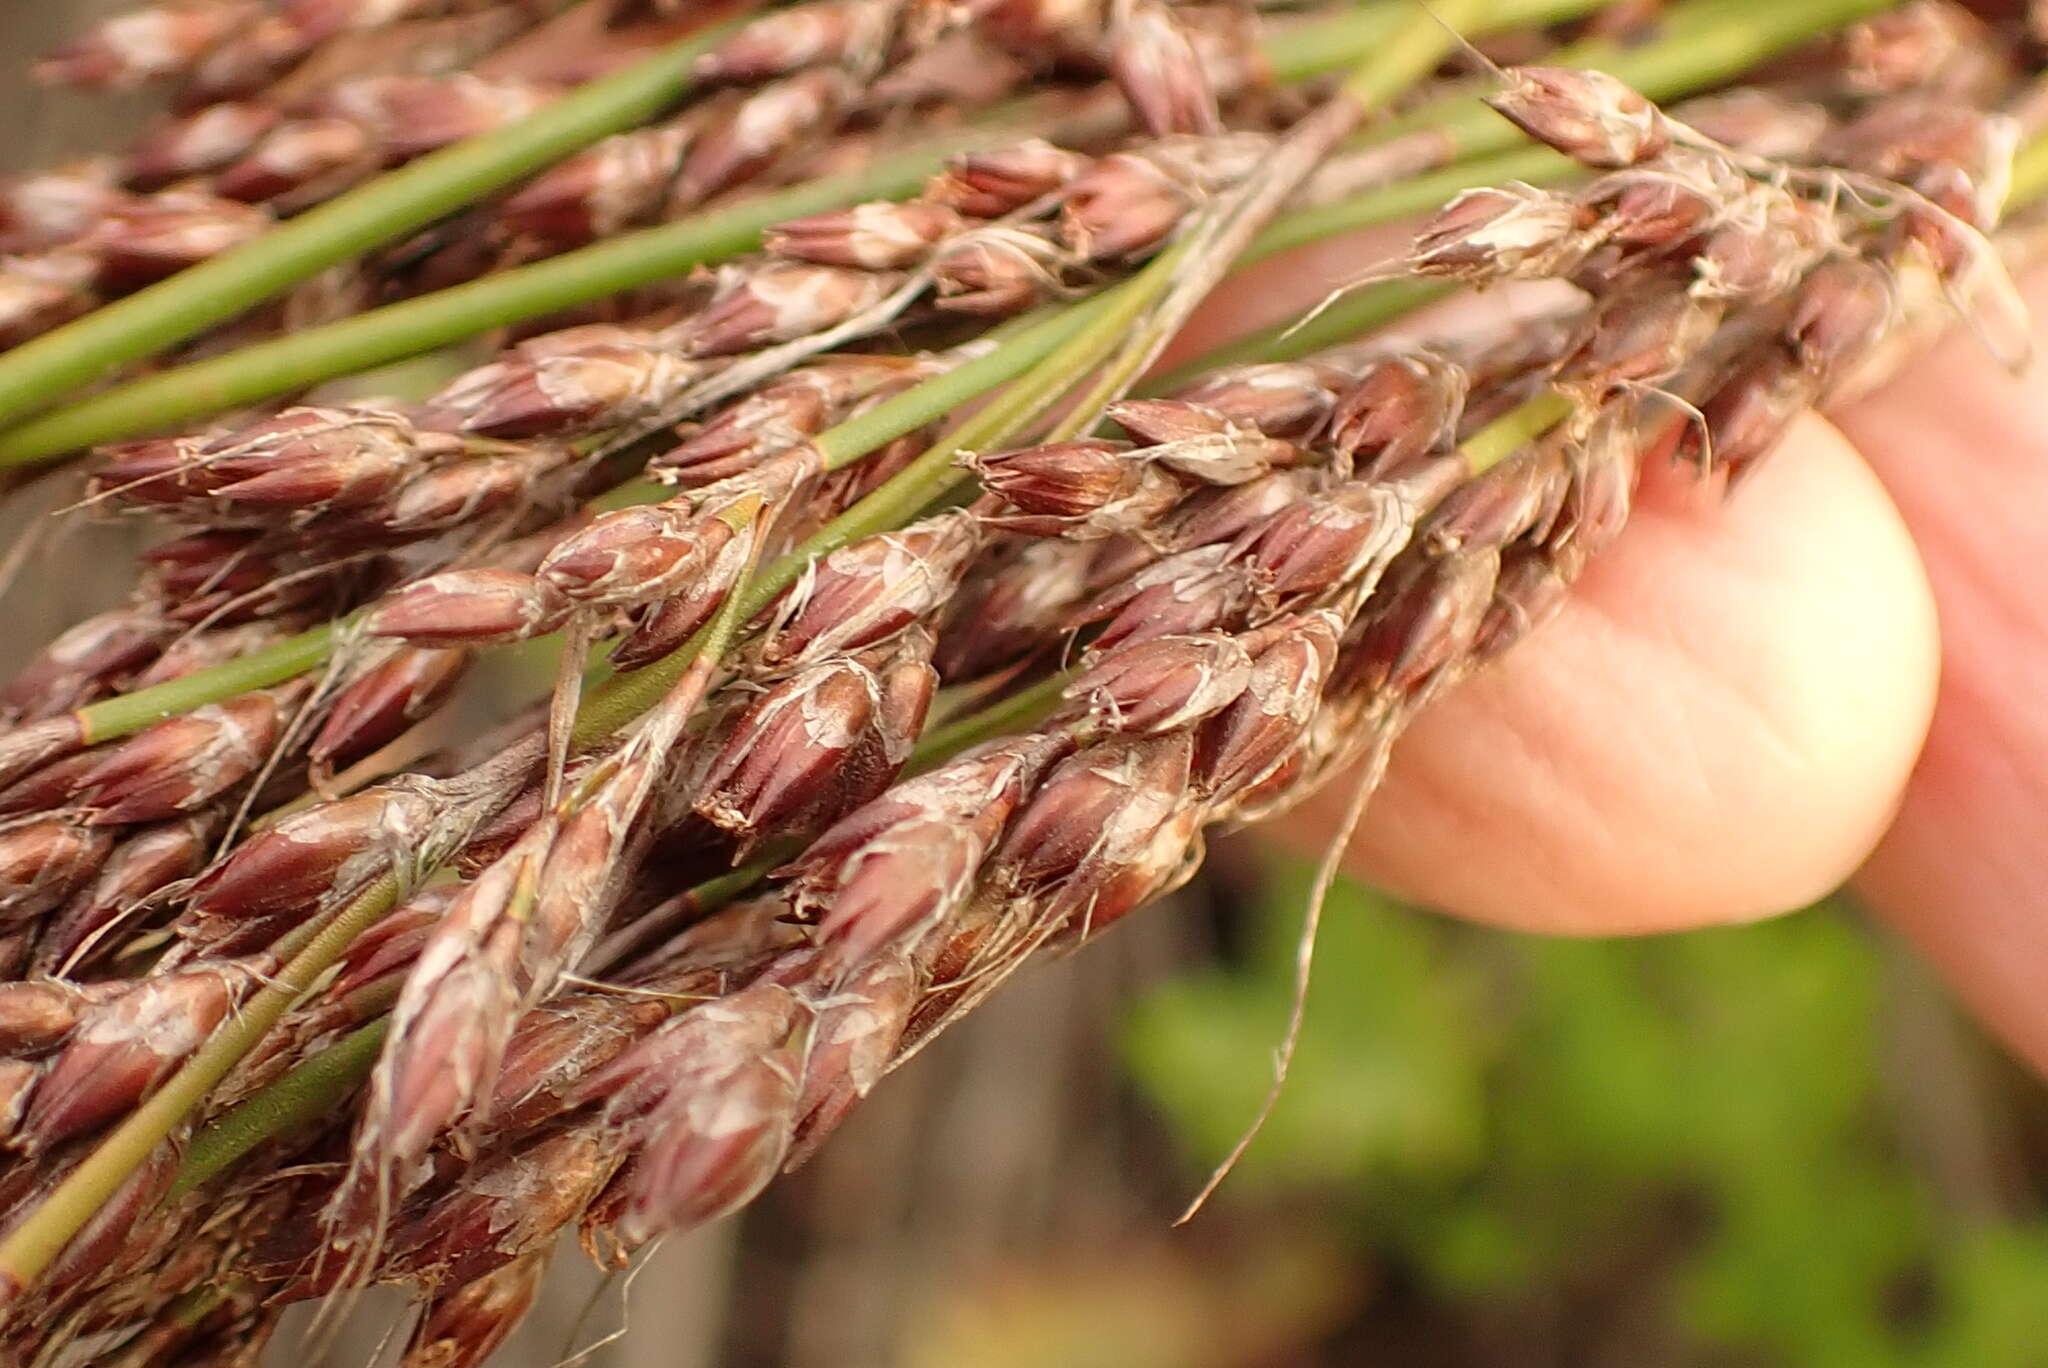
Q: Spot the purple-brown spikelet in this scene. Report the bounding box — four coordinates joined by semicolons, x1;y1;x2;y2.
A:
357;828;545;1192
0;817;119;928
703;628;937;849
367;569;575;646
124;102;281;190
76;687;300;825
1486;66;1674;169
539;501;739;608
484;992;674;1138
34;815;216;976
434;329;695;438
786;732;1062;962
366;1123;625;1293
18;959;256;1150
1;612;173;726
35;2;265;90
757;509;984;668
188;781;442;921
583;980;807;1247
310;648;471;774
676;69;858;208
402;1250;547;1368
0;160;123;253
1065;631;1254;736
0;980;123;1059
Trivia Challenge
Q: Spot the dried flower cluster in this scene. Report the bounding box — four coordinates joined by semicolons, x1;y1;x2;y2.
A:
0;0;2040;1362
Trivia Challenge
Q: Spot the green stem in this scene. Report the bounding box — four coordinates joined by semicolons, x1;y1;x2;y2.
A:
807;299;1112;471
1338;0;1484;110
0;19;745;434
171;1018;391;1199
76;622;341;745
0;145;975;470
911;673;1071;770
0;871;402;1295
986;241;1198;446
1243;144;1577;264
0;0;1628;469
1264;0;1609;84
1460;388;1573;475
1152;279;1455;387
1353;0;1892;166
55;146;1571;747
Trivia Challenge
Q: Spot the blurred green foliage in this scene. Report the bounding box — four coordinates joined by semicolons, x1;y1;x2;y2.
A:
1123;866;2048;1367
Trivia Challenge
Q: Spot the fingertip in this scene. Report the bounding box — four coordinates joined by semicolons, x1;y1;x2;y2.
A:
1309;415;1938;934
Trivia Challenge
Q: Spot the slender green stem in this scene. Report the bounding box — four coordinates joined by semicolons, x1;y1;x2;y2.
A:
1461;388;1573;475
1264;0;1609;84
808;300;1111;471
1244;144;1577;264
0;871;401;1294
1351;0;1892;166
986;242;1198;446
912;673;1071;770
76;623;341;745
52;147;1570;747
0;19;744;434
1152;279;1455;387
0;144;978;470
1339;0;1484;109
171;1019;391;1199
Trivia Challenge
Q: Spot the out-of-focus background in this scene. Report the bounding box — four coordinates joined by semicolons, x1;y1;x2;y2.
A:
8;3;2048;1364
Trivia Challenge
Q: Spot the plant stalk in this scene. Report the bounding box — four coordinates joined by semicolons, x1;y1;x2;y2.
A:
1464;389;1574;476
47;133;1654;749
0;144;979;470
0;872;402;1299
0;0;1639;467
171;1019;391;1199
0;18;747;433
